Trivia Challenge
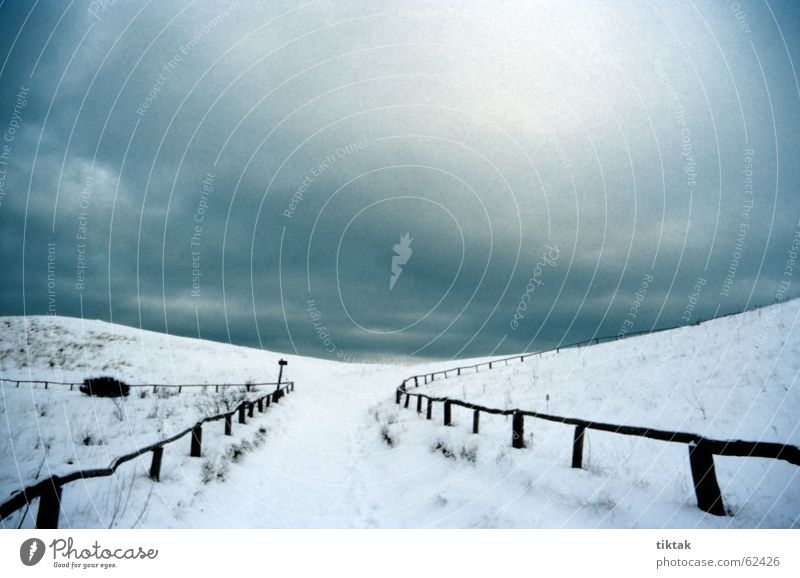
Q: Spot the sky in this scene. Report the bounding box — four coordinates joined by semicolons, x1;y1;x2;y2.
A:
0;0;799;363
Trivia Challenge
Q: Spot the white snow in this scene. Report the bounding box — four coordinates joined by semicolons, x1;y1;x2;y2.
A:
1;299;799;528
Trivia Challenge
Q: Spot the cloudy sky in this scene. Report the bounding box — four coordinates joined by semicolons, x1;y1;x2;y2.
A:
1;0;799;362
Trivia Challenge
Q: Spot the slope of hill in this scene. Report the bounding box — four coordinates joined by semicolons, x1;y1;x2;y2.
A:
410;301;800;443
0;315;371;527
1;300;799;528
384;298;800;527
0;315;333;384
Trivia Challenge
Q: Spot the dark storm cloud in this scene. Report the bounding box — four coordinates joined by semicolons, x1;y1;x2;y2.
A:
1;0;800;362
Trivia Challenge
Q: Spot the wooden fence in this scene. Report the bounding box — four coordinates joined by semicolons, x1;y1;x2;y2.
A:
0;378;282;393
0;381;295;528
395;380;800;517
401;308;751;388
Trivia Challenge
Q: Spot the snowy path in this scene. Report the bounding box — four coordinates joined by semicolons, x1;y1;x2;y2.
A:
176;365;415;528
171;362;530;528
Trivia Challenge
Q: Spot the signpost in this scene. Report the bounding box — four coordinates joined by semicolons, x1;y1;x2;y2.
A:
274;359;288;402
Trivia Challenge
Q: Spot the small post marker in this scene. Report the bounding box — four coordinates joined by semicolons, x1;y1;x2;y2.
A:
512;411;525;449
36;478;63;529
571;425;585;468
150;446;164;481
274;359;288;403
190;424;203;457
689;443;726;516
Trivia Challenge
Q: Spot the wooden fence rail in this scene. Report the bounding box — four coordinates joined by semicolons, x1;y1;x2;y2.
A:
0;381;295;528
0;378;284;393
395;384;800;517
399;309;750;391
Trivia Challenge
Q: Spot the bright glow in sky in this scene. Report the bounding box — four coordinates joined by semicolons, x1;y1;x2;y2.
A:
1;0;799;361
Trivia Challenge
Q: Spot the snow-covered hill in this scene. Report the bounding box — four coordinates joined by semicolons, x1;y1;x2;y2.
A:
410;302;800;444
389;299;800;528
0;315;334;385
0;315;428;528
1;300;799;528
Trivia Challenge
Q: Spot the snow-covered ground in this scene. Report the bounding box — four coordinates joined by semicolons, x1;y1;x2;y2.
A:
1;300;799;528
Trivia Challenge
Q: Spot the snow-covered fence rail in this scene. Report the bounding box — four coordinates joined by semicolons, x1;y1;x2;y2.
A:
0;381;295;528
402;310;748;387
0;378;282;393
395;382;800;517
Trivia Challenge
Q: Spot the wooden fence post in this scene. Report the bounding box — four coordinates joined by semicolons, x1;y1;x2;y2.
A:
416;395;422;414
431;374;435;382
688;443;726;516
512;411;525;449
35;478;62;529
190;424;203;457
414;376;419;387
489;362;492;369
238;405;246;424
426;398;433;420
44;382;48;389
266;396;271;408
444;401;452;426
258;398;264;413
424;375;428;385
473;410;480;434
225;414;232;435
215;385;219;393
248;403;254;418
246;384;251;392
457;368;461;376
396;390;402;404
571;425;586;468
149;446;164;481
404;394;411;409
178;386;182;393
